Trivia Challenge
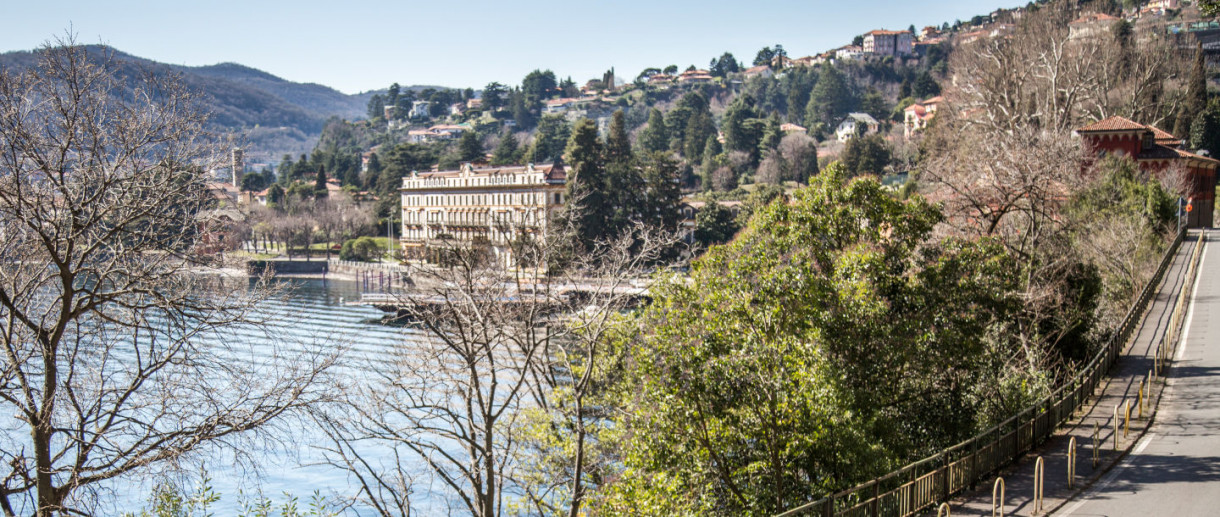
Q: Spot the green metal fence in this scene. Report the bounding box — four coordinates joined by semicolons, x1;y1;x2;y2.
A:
777;228;1190;517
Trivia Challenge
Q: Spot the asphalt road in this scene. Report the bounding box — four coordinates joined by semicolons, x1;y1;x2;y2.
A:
1058;232;1220;517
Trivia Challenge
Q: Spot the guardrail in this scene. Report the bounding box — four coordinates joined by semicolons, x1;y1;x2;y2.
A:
777;228;1190;517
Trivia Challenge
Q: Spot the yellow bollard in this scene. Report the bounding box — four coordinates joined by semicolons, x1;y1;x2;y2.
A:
937;502;951;517
992;477;1005;517
1068;436;1077;488
1125;400;1131;439
1098;421;1107;470
1034;456;1045;514
1138;380;1144;419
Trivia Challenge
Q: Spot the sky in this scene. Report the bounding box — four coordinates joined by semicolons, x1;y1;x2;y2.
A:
2;1;1024;95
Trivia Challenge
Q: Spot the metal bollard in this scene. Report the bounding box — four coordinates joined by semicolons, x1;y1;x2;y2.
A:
1034;456;1045;514
1113;404;1120;451
1098;421;1107;470
1138;379;1145;419
992;477;1005;517
1068;436;1077;488
937;502;951;517
1125;400;1131;439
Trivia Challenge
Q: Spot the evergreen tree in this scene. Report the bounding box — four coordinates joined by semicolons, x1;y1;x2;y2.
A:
1176;42;1207;138
807;66;853;130
641;151;682;231
314;164;329;199
266;184;285;207
683;109;715;162
1190;101;1220;155
364;152;382;191
840;134;891;177
492;131;520;166
605;110;633;164
292;153;312;180
562;119;611;248
457;131;483;162
723;95;764;163
759;113;783;153
639;108;669;153
529;115;572;164
700;134;725;191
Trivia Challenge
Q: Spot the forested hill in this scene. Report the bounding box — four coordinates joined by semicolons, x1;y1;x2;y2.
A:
0;45;387;157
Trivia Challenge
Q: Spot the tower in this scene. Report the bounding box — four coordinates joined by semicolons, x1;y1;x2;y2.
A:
231;147;244;186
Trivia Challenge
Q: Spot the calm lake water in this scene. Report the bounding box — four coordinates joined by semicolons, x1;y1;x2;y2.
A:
112;277;439;516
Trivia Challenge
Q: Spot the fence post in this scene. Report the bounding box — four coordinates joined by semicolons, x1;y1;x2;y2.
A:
871;479;879;517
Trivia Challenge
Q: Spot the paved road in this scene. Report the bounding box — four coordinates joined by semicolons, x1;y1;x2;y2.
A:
1057;231;1220;516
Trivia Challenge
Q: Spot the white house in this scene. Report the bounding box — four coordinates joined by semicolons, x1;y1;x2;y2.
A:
410;100;431;119
836;113;880;142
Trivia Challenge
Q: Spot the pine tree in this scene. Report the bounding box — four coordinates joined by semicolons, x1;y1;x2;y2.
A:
314;164;329;199
605;110;633;164
562;119;610;248
491;131;520;166
683;110;715;162
457;131;483;162
641;151;682;231
758;113;783;154
639;108;669;153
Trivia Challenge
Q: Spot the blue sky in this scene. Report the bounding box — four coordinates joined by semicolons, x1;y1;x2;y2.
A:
2;1;1022;94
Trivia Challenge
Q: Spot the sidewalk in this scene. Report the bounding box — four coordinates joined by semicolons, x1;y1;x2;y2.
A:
943;232;1200;516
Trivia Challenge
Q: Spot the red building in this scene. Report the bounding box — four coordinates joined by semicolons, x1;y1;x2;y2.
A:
1076;116;1219;228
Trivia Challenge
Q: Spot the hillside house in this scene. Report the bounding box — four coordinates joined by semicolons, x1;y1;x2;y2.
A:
835;45;864;61
1077;116;1218;227
409;100;431;119
863;30;914;57
678;69;714;84
836;113;880;142
1068;12;1120;40
743;65;775;79
902;96;943;138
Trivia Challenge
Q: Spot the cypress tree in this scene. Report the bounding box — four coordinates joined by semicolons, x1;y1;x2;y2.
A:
314;164;329;199
1176;42;1208;138
639;108;669;153
605;110;633;164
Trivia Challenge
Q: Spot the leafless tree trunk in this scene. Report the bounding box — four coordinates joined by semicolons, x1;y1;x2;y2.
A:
0;39;337;515
315;213;684;516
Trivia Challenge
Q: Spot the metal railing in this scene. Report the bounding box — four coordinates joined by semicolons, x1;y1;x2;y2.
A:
778;228;1191;517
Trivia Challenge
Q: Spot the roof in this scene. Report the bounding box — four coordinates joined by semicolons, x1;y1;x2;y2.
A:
780;123;807;132
845;112;879;125
923;96;945;105
865;29;911;36
743;65;772;75
414;163;568;182
1070;12;1120;24
1076;116;1150;132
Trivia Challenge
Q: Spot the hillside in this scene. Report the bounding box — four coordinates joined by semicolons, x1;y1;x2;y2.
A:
0;45;403;159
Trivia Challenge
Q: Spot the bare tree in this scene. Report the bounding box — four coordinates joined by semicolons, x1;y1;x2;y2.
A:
315;217;684;517
0;40;336;515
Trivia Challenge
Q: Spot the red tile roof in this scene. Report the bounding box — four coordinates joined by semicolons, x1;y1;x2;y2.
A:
1076;116;1149;132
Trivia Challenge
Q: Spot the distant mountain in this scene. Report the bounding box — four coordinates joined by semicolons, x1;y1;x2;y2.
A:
0;45;432;160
